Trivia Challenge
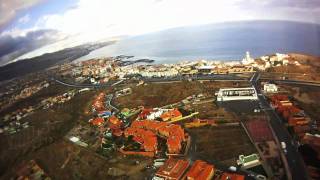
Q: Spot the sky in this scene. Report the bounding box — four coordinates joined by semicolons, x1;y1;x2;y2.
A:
0;0;319;65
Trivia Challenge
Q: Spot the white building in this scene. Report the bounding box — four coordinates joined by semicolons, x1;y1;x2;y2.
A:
140;70;179;77
263;83;278;93
242;51;255;65
276;53;289;61
260;56;269;61
216;87;258;101
146;109;171;120
237;154;261;169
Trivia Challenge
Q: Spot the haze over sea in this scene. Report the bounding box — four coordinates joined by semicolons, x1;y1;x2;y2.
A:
77;21;320;64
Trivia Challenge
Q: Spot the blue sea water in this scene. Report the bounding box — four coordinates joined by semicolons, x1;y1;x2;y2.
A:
78;21;320;64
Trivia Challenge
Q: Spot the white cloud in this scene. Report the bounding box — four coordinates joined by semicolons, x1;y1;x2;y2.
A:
36;0;253;40
0;0;42;28
13;0;254;61
18;14;30;24
11;0;320;61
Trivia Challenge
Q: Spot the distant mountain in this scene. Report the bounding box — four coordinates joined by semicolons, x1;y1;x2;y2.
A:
83;20;320;63
0;41;114;81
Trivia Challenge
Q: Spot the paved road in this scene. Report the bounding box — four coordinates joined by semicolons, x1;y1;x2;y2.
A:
275;79;320;87
105;94;119;112
251;72;309;180
53;78;115;88
53;74;246;88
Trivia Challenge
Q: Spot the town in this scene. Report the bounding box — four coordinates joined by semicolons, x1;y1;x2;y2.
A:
0;52;320;180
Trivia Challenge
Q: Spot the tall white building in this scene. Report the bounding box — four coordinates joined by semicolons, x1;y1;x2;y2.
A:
242;51;254;65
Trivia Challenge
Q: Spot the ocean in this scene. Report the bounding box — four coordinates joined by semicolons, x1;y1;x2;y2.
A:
77;20;320;64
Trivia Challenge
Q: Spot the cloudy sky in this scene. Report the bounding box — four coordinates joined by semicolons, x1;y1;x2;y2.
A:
0;0;319;65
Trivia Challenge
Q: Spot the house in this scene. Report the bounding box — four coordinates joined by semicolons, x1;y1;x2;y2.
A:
155;158;190;180
89;117;104;127
160;109;182;121
236;154;261;169
228;66;254;74
124;127;158;153
128;120;186;155
167;136;182;154
185;160;215;180
108;116;123;136
263;83;278;93
220;172;245;180
197;66;215;74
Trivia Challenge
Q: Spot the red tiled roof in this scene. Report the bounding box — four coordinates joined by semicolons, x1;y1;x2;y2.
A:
220;172;245;180
91;117;104;126
124;127;157;152
156;158;190;180
108;116;122;126
138;108;153;119
126;120;186;154
186;160;214;180
92;92;106;111
167;136;182;154
160;109;182;121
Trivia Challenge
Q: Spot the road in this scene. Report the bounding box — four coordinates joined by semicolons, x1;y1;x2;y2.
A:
105;94;119;112
251;72;309;180
53;74;247;88
53;78;116;88
54;73;320;89
275;79;320;87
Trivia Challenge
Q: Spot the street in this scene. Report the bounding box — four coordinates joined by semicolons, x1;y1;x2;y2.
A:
251;72;309;180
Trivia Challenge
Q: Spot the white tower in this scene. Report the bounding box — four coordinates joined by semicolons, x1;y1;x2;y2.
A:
242;51;254;65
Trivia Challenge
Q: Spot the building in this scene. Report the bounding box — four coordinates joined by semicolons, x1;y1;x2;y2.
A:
129;120;186;154
302;133;320;147
185;160;215;180
220;172;245;180
160;109;182;121
124;127;158;153
216;87;258;101
108;116;123;136
140;69;179;77
228;66;254;74
155;158;190;180
242;51;254;65
263;83;278;93
237;154;261;169
197;66;215;74
89;117;104;127
92;92;106;112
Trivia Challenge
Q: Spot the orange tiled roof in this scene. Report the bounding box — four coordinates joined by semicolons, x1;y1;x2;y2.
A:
156;158;190;180
160;109;182;121
124;127;157;152
109;116;122;126
167;136;182;154
220;172;245;180
92;93;106;111
91;117;104;126
186;160;214;180
126;120;186;154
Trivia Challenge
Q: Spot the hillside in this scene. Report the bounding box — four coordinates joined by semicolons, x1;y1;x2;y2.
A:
0;42;113;81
